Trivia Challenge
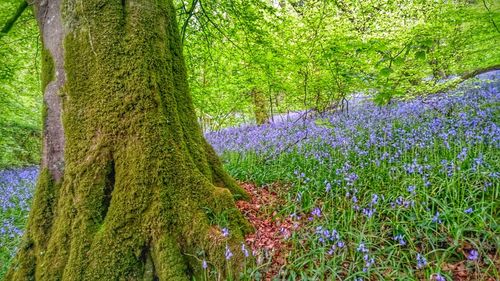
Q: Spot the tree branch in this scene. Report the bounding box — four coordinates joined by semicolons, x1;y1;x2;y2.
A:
0;1;28;41
180;0;198;45
483;0;500;34
459;64;500;81
416;64;500;96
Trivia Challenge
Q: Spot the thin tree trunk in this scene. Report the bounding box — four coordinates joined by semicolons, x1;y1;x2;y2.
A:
7;1;250;280
251;88;269;125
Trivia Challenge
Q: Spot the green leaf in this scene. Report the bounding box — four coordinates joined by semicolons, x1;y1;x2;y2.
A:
415;51;426;60
394;57;405;66
380;67;393;76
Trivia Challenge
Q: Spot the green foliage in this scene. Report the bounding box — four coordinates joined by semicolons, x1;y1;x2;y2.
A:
0;0;41;168
177;0;500;128
1;1;499;167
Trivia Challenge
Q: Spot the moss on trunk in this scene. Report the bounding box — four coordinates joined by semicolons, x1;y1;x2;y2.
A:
251;89;269;125
6;0;251;280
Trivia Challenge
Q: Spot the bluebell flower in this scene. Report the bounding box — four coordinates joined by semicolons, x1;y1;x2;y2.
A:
221;227;229;237
434;273;445;281
357;242;368;253
363;254;375;270
296;192;302;202
432;212;442;224
393;234;406;245
225;244;233;260
457;147;468;161
241;243;249;257
327;245;336;255
416;253;427;269
311;207;322;218
407;185;416;195
464;208;473;214
467;249;478;260
362;208;375;218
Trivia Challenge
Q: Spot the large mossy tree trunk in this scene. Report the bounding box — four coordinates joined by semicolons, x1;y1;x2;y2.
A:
7;0;251;280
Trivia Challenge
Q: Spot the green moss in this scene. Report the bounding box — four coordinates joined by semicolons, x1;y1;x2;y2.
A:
40;48;55;92
252;89;269;125
7;0;251;280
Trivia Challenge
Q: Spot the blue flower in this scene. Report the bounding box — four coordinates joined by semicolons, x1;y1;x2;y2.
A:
432;212;442;224
363;254;375;270
362;208;375;218
357;242;368;253
416;253;427;269
327;245;336;255
434;273;445;281
467;249;478;260
311;207;322;218
325;182;332;192
407;185;416;195
393;234;406;246
241;243;249;258
225;244;233;260
464;208;473;214
202;259;207;269
221;227;229;237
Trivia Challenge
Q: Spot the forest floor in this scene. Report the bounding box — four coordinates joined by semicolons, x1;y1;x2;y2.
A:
1;80;499;280
236;182;294;280
236;182;499;281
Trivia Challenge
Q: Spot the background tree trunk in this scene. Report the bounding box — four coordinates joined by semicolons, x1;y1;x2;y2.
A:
6;0;251;280
251;88;269;125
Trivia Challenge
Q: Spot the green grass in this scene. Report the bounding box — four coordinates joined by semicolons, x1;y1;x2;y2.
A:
214;90;500;280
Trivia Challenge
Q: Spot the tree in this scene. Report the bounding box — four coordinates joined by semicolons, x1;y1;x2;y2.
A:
6;0;251;280
251;89;270;125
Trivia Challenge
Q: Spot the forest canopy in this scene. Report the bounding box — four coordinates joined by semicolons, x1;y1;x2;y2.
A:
0;0;499;167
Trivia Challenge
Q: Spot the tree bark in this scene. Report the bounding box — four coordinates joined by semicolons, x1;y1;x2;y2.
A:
251;88;269;125
6;0;251;280
411;64;500;97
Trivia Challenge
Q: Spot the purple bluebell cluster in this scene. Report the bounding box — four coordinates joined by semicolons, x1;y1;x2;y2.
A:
0;167;38;275
205;82;499;277
1;81;498;278
310;207;321;218
314;226;344;254
0;167;37;249
206;86;499;163
0;167;37;212
432;212;443;224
